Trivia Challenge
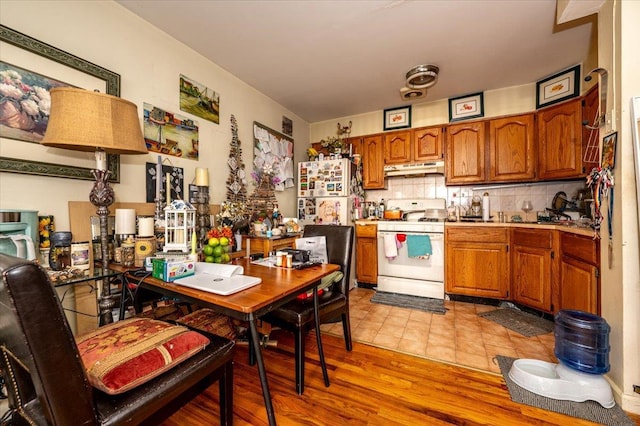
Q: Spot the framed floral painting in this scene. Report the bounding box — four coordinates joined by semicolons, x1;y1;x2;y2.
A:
0;24;121;181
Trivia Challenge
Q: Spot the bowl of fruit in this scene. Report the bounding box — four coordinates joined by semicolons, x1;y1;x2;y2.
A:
203;227;234;264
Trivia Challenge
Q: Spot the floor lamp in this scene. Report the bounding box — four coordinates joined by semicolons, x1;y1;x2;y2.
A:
42;87;147;325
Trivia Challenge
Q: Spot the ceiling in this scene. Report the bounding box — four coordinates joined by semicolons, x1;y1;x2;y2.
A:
116;0;595;123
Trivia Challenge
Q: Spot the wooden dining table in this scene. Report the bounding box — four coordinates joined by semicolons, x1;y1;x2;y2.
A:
126;257;339;426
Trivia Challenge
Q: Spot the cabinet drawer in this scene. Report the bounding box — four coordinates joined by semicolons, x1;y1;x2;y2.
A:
512;228;553;249
446;227;508;243
355;222;377;238
561;232;598;265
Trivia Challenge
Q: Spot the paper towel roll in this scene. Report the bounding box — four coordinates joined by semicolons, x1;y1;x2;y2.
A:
115;209;136;235
138;217;155;237
383;234;398;259
482;193;490;222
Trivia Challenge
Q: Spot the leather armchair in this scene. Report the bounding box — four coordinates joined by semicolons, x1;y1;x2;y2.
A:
261;225;354;394
0;253;235;425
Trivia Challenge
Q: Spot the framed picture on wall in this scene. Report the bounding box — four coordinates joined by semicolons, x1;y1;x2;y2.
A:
383;106;411;130
448;92;484;122
0;24;121;181
601;132;617;170
536;64;580;109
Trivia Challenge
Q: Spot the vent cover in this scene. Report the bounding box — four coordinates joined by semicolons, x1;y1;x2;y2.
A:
400;87;426;101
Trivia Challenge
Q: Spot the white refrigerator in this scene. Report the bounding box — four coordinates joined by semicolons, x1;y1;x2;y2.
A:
297;157;363;290
297;157;363;226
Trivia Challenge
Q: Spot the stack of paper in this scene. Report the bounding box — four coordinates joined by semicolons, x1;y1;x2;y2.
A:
174;262;261;295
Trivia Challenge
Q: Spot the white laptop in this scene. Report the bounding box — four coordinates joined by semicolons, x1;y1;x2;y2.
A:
174;262;261;296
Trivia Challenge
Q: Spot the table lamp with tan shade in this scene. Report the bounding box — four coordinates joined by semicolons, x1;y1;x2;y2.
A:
42;87;147;325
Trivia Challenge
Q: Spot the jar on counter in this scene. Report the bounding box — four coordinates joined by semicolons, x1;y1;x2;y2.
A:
121;242;136;267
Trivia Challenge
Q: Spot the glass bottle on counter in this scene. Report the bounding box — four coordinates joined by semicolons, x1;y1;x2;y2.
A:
378;199;385;219
447;201;458;222
368;202;376;219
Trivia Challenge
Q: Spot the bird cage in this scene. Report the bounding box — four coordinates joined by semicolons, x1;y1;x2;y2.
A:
163;200;196;253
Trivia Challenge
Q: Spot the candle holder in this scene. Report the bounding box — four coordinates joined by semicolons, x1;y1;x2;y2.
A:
194;185;210;248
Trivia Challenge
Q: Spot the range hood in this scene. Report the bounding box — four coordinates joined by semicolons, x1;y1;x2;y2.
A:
384;161;445;177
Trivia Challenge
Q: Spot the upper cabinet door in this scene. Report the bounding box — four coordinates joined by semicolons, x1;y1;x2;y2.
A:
537;99;583;180
413;126;443;161
489;113;535;182
445;121;486;184
362;134;386;189
383;130;412;165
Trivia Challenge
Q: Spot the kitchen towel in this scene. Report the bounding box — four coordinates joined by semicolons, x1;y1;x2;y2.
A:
383;234;398;259
407;234;432;258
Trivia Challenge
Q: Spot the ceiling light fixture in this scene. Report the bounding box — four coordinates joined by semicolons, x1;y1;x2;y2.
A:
406;64;439;89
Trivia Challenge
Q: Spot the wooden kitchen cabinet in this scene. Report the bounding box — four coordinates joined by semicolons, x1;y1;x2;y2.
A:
413;126;444;161
383;126;443;165
445;227;510;298
559;232;600;314
361;134;386;189
537;98;585;180
489;113;536;182
445;121;486;184
383;130;412;165
511;228;557;312
355;222;377;285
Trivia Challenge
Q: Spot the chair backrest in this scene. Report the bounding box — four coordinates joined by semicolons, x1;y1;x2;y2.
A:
0;253;98;425
302;225;354;296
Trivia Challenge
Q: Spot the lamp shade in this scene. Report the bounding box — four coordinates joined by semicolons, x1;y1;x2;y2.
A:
42;87;147;154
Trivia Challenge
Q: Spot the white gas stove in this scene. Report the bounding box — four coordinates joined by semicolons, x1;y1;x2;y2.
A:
377;198;447;233
376;198;446;299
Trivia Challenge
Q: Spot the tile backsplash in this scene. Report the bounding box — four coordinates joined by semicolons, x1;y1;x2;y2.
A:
366;175;589;219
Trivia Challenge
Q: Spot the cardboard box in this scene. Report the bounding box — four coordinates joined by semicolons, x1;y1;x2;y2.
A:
151;258;195;282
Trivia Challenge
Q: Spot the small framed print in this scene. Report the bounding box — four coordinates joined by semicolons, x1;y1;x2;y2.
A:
536;64;580;109
601;132;617;170
383;106;411;131
449;92;484;122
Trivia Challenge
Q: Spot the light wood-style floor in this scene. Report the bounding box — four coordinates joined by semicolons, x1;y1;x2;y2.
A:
322;288;557;375
160;288;640;425
160;330;640;425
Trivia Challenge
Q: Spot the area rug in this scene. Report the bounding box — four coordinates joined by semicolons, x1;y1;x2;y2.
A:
370;291;447;314
478;308;554;337
496;355;634;426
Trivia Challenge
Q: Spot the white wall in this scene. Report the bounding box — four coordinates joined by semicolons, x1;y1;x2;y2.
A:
606;0;640;414
0;0;309;232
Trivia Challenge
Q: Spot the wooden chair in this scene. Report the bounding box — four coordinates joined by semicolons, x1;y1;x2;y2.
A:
0;253;235;425
261;225;354;394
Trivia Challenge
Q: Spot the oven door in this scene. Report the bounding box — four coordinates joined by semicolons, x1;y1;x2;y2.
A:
376;230;444;298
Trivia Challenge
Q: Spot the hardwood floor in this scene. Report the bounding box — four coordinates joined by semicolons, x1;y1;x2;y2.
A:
160;330;640;425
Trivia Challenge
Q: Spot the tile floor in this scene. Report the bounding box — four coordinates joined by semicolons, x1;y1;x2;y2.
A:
320;287;557;375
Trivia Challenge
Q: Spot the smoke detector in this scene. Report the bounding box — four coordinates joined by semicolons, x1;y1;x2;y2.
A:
406;64;439;89
400;87;426;101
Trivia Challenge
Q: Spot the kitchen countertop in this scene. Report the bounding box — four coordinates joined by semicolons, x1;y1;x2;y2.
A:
354;219;598;238
444;220;598;237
